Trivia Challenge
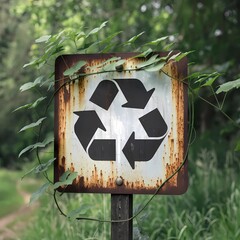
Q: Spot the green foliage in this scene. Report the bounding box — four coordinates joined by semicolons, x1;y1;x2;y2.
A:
15;12;240;239
29;182;51;204
16;22;182;179
21;194;111;240
0;170;23;217
133;149;240;239
86;21;108;37
18;136;54;158
53;171;78;189
19;76;44;91
216;78;240;94
67;204;92;219
21;158;56;179
35;35;52;43
13;97;47;112
20;150;240;239
19;117;46;132
0;0;238;238
1;0;240;168
63;60;87;76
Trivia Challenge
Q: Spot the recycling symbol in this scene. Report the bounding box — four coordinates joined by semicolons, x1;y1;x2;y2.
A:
74;78;168;169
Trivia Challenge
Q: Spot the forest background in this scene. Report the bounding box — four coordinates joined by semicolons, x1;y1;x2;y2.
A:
0;0;240;239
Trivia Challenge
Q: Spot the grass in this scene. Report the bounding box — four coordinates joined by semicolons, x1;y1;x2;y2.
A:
0;170;23;217
133;149;240;239
20;178;43;193
14;148;240;239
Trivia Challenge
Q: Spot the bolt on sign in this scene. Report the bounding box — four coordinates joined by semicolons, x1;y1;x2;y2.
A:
54;53;188;194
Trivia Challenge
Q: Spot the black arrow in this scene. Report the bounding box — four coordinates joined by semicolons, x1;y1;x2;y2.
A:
74;110;106;150
114;78;155;109
122;132;165;169
139;108;168;137
90;80;119;110
88;139;116;160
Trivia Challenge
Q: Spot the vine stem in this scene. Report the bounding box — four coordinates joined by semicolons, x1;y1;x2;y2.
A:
187;85;240;129
32;57;238;225
51;67;194;224
52;95;194;223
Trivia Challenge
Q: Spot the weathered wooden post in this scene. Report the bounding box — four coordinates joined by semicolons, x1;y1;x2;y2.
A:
111;194;133;240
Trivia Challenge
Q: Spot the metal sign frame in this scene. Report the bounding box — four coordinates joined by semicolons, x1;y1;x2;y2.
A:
54;52;188;194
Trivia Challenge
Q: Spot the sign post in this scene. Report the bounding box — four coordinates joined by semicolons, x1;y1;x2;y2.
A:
54;52;188;238
111;194;133;240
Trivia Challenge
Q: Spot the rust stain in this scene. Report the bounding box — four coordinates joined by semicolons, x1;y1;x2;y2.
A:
55;53;188;194
157;60;186;189
69;164;170;193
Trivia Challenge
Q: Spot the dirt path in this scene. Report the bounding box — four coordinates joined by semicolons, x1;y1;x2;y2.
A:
0;180;38;240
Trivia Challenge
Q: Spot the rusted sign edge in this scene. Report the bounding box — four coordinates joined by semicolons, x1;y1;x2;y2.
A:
54;52;188;195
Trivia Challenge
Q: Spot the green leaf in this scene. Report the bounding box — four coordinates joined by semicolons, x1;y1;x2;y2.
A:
31;137;54;149
132;48;153;59
163;42;175;51
195;75;211;84
98;31;123;52
13;97;47;112
88;57;121;71
21;158;56;179
168;52;181;61
35;35;51;43
35;158;56;173
37;137;53;148
59;170;78;183
202;74;220;87
46;45;64;55
53;170;78;189
19;76;44;92
30;97;47;108
19;117;46;132
136;54;159;69
99;31;122;45
124;32;145;45
102;59;126;71
42;136;54;145
21;166;37;179
18;145;35;158
176;51;194;61
78;41;98;52
100;43;115;53
63;61;86;76
23;59;39;68
189;72;208;81
145;61;166;72
76;31;86;40
178;225;187;239
18;137;54;158
144;36;169;46
168;51;194;62
216;78;240;94
78;41;95;49
234;141;240;152
40;75;54;87
86;21;108;38
29;182;51;204
13;103;33;112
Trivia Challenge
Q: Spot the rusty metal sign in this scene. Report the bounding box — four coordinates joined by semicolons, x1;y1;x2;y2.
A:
54;53;188;194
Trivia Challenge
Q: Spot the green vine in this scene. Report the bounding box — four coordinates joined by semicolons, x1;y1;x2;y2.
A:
17;21;239;223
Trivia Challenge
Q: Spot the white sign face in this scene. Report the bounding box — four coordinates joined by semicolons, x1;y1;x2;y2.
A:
55;53;188;194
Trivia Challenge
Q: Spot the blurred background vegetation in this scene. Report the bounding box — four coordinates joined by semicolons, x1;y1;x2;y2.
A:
0;0;239;239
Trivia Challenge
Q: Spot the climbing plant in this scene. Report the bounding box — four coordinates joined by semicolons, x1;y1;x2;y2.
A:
17;21;239;224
